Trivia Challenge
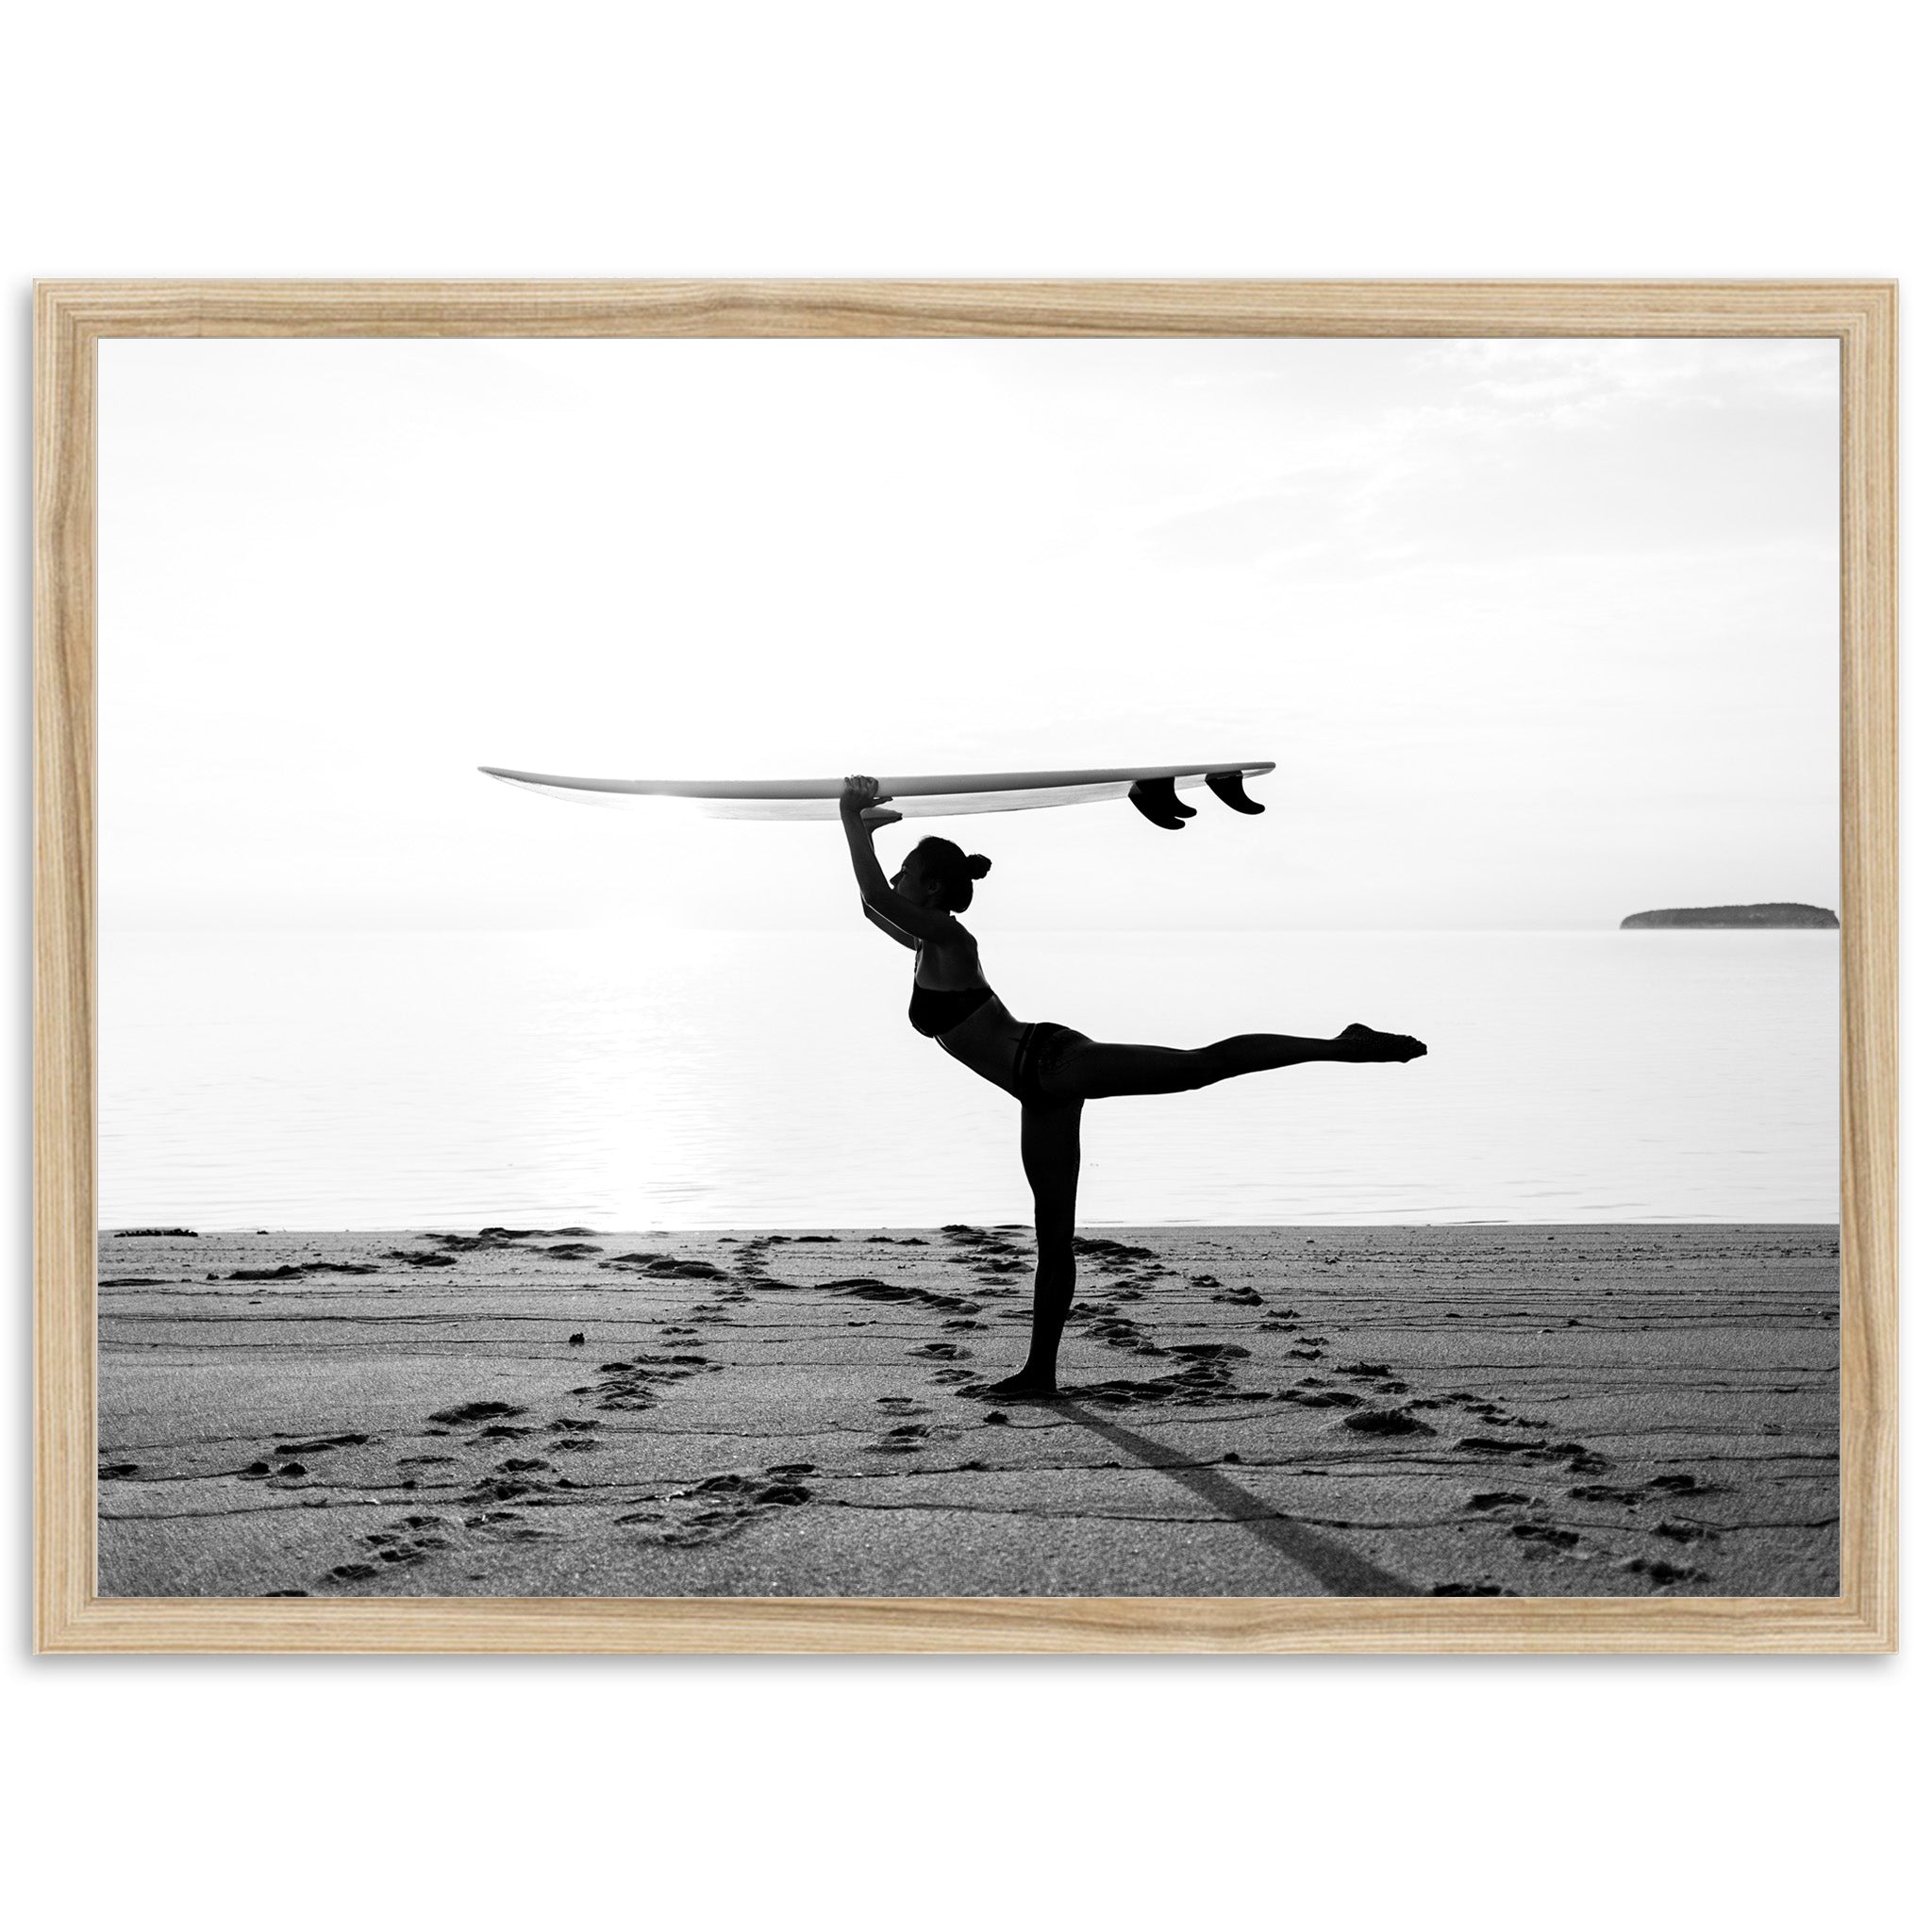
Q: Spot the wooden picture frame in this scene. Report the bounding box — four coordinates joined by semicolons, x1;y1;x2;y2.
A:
34;280;1897;1654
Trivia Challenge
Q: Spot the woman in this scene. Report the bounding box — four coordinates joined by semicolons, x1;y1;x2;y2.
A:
839;774;1424;1398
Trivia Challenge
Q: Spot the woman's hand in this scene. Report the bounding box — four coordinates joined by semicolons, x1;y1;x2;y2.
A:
841;774;886;818
842;776;901;831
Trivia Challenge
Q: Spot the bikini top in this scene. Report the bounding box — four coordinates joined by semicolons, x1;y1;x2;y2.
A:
908;980;995;1038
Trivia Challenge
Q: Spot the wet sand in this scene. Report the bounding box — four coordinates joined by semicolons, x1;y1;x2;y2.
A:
96;1224;1840;1599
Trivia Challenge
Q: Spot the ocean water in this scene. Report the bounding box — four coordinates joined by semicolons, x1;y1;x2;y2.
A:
99;927;1840;1230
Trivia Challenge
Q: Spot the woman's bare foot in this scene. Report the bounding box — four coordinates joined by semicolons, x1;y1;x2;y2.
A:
1336;1022;1427;1063
980;1370;1060;1401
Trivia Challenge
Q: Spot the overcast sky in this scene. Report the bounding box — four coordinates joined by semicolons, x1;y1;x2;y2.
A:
100;335;1839;933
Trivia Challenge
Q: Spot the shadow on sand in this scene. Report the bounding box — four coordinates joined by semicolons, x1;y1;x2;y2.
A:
1057;1401;1416;1596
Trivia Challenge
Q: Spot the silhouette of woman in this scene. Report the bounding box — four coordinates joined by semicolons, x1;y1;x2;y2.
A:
839;775;1425;1398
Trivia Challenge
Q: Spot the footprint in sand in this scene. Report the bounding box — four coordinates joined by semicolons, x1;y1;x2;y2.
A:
224;1261;379;1281
462;1507;536;1534
1626;1557;1705;1587
599;1253;730;1281
1339;1407;1434;1438
455;1453;584;1524
1031;1344;1260;1411
1508;1524;1581;1550
1457;1435;1610;1478
1073;1237;1158;1265
1653;1519;1718;1544
616;1467;815;1547
1569;1482;1644;1507
1647;1472;1712;1496
428;1400;525;1426
357;1515;456;1571
576;1350;719;1412
874;1423;938;1453
1084;1315;1157;1353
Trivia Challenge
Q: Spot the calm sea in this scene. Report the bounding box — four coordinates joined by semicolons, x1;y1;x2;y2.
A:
99;928;1839;1230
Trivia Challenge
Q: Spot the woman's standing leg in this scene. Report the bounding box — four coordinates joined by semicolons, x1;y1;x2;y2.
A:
984;1100;1084;1398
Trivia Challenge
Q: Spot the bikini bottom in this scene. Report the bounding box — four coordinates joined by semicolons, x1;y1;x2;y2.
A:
1014;1021;1087;1109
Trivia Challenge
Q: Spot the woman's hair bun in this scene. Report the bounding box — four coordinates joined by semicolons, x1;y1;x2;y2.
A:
966;854;992;880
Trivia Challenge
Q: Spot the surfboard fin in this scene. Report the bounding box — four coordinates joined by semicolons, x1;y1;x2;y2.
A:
1207;769;1266;814
1128;776;1196;830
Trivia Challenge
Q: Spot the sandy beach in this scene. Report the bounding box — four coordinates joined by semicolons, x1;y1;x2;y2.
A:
96;1224;1840;1599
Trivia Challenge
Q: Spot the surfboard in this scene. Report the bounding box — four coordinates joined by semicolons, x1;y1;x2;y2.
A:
479;760;1274;829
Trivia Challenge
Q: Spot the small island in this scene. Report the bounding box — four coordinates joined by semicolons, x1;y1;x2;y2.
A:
1620;903;1840;930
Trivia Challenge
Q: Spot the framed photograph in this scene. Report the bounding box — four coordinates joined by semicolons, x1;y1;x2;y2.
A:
35;280;1895;1653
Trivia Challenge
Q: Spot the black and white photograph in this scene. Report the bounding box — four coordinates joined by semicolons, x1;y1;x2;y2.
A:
93;331;1842;1602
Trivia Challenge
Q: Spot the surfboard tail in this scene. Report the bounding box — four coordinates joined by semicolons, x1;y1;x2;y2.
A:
1128;775;1197;830
1207;769;1266;814
1127;770;1270;828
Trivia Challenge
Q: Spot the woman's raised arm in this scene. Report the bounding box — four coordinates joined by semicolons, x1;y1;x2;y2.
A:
839;775;953;942
838;775;898;904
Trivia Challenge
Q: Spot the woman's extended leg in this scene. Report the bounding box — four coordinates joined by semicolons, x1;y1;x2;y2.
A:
981;1100;1084;1399
1046;1022;1424;1103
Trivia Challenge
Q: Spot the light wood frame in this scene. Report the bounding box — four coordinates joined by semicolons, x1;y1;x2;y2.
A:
35;280;1897;1653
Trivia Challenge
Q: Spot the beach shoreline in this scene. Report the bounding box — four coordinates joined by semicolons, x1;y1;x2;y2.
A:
97;1223;1840;1600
